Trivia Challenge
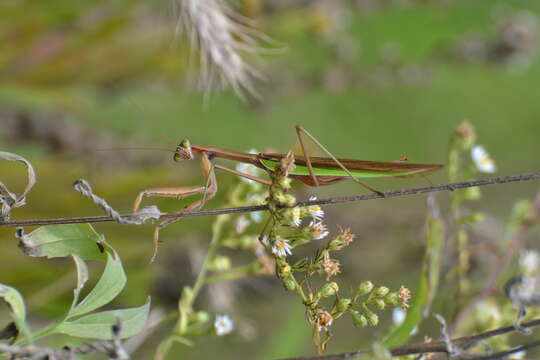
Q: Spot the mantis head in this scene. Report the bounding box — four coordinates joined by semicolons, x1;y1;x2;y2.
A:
174;138;194;162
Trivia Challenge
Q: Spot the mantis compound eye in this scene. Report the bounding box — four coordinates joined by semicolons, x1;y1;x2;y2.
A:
174;138;194;162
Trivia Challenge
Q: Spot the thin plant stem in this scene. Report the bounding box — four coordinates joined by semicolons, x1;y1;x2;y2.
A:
278;318;540;360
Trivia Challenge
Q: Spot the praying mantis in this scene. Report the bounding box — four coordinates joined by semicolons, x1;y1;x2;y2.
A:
133;125;443;261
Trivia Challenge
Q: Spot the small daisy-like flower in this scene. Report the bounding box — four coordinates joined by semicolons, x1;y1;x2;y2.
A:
260;235;269;246
291;207;302;227
309;220;329;240
471;146;496;173
398;286;411;309
392;308;406;326
307;196;324;220
519;249;540;274
214;314;234;336
271;238;292;257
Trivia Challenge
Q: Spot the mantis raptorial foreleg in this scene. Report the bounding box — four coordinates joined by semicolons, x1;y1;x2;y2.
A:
133;186;207;213
133;152;218;262
294;125;385;196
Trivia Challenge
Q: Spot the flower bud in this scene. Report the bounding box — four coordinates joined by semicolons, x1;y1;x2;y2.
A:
274;192;289;206
460;212;485;225
320;282;339;297
278;177;292;190
351;311;368;328
455;121;476;149
384;292;400;306
365;309;379;326
278;263;292;278
335;298;352;313
283;276;296;291
282;194;296;207
193;311;210;324
372;298;386;310
208;255;231;272
373;286;390;298
357;281;374;297
462;187;481;201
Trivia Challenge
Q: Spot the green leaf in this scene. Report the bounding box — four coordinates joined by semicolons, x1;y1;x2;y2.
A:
68;250;126;319
70;254;89;311
18;224;107;260
56;298;150;340
0;283;32;342
384;196;443;347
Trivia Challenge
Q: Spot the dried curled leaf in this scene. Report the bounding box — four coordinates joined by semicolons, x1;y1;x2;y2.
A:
0;151;36;221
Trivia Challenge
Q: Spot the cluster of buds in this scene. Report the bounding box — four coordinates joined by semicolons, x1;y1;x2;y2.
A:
260;153;412;353
346;281;410;329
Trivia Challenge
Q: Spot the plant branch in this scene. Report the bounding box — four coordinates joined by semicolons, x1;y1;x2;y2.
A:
278;318;540;360
1;173;539;228
449;187;540;334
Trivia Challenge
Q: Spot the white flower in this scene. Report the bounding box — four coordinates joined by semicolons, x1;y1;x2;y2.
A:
234;215;250;233
214;314;234;336
509;350;526;359
308;220;329;240
471;146;496;173
307;196;324;220
519;249;540;274
291;207;302;227
236;150;259;183
250;211;263;223
392;308;406;326
271;238;292;257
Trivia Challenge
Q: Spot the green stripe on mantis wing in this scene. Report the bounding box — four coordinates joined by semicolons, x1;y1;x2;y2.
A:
259;159;425;179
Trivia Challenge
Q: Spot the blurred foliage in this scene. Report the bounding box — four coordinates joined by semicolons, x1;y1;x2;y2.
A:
1;0;540;359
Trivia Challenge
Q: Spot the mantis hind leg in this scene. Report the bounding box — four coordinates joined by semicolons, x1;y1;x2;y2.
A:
294;125;385;196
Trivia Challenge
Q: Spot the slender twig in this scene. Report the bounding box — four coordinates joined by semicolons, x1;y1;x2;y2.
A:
449;187;540;334
1;173;539;228
278;318;540;360
0;338;129;360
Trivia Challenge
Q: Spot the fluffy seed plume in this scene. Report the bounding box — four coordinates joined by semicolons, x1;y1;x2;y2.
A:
176;0;266;98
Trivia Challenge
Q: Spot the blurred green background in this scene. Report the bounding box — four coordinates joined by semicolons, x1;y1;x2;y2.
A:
1;0;540;358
